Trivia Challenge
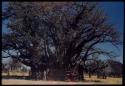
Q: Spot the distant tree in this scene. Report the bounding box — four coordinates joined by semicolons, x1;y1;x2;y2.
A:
2;2;122;80
85;59;108;78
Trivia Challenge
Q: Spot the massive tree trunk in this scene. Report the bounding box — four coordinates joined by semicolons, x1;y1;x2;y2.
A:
29;63;47;80
47;62;66;81
30;68;44;80
69;62;85;81
78;64;84;81
89;72;91;78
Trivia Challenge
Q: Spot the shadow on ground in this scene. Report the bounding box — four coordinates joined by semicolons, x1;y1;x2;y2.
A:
84;80;101;82
2;75;102;83
2;75;30;80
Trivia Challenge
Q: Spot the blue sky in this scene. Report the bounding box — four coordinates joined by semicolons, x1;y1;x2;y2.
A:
2;2;124;63
98;2;124;63
99;2;124;33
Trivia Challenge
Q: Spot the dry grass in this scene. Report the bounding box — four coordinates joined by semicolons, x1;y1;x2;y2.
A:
2;72;122;85
84;75;122;84
2;72;29;76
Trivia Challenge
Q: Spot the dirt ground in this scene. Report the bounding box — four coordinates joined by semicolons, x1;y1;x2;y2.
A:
2;74;122;85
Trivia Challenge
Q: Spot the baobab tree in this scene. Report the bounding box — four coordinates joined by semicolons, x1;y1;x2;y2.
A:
2;2;122;80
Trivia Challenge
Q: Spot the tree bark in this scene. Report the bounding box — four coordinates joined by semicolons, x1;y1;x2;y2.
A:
47;67;66;81
77;64;85;81
89;72;91;78
29;65;44;80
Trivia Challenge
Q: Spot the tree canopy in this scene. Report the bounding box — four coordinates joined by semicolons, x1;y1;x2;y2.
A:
2;2;122;80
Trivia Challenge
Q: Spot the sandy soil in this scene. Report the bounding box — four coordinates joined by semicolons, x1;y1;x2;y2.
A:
2;76;122;85
2;79;99;85
2;72;122;85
